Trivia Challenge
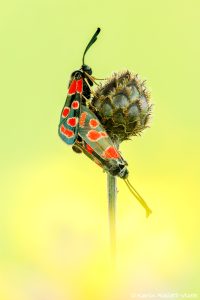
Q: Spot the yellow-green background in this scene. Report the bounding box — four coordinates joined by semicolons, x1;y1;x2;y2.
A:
0;0;200;299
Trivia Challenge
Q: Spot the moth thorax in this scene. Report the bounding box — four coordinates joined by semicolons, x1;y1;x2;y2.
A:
71;70;83;80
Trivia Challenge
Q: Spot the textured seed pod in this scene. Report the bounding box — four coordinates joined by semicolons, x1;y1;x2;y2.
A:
90;70;152;143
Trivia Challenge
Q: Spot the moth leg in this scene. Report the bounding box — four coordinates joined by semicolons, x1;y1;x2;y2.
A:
85;72;105;84
84;78;96;95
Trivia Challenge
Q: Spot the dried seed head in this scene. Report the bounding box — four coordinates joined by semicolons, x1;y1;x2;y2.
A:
91;70;152;143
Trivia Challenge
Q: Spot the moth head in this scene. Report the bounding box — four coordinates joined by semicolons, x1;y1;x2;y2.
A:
82;64;92;75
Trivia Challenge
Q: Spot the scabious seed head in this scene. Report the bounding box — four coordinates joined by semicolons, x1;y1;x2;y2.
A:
91;70;152;143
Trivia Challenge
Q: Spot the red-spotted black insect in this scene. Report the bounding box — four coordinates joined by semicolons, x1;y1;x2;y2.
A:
58;28;129;179
58;28;151;216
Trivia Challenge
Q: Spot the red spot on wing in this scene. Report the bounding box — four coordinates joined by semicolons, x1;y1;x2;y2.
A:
72;101;79;109
76;79;83;93
100;131;108;137
87;130;102;141
89;119;99;128
67;117;77;127
87;130;108;141
86;144;94;154
102;146;120;159
79;112;87;128
60;125;74;138
62;107;70;118
68;80;77;95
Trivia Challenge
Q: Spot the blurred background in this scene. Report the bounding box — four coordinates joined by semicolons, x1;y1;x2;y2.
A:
0;0;200;299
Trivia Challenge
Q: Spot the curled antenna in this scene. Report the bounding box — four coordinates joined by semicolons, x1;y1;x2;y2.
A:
82;28;101;65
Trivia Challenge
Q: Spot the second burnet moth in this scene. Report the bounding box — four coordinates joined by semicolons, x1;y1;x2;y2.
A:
58;28;101;146
58;28;152;216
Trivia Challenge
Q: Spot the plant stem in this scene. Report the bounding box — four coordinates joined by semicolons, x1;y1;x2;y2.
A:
107;173;117;264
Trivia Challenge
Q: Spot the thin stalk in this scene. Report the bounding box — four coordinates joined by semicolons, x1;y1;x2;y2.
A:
107;173;117;264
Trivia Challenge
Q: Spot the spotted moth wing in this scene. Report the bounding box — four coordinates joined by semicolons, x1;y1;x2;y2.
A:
78;105;122;160
58;78;83;145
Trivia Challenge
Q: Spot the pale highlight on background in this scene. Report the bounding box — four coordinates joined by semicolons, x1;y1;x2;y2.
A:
0;0;200;299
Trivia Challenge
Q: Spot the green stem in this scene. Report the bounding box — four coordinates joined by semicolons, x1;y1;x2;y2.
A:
107;173;117;264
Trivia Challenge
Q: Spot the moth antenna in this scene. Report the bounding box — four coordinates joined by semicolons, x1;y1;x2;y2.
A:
82;28;101;65
124;179;152;218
